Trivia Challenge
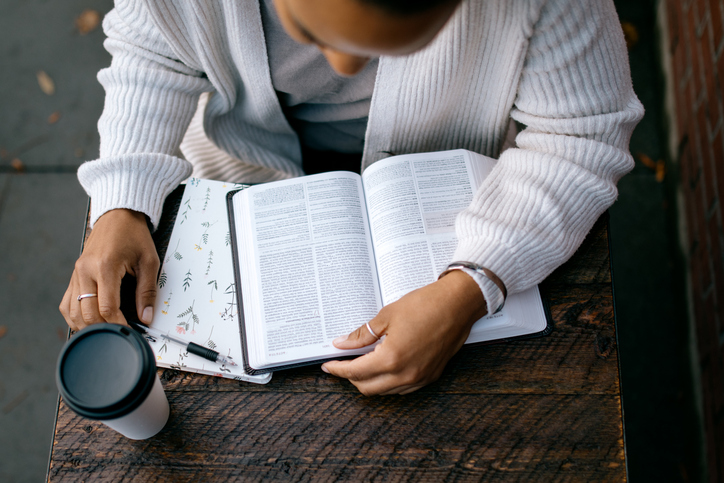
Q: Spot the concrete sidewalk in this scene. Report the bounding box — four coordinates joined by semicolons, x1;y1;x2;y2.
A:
0;1;113;481
0;0;703;482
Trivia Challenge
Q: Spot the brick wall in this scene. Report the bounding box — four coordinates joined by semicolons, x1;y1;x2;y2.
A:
663;0;724;480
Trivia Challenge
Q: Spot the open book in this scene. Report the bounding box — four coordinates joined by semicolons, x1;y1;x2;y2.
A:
228;150;551;374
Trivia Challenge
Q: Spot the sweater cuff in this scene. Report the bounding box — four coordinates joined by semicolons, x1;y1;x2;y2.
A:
452;238;520;316
458;267;504;315
77;154;193;229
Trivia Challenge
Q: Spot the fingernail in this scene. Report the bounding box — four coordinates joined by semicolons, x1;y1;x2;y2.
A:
333;334;348;345
142;306;153;323
321;365;330;373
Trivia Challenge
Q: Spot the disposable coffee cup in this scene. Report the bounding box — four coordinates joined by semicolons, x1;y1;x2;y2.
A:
56;323;170;440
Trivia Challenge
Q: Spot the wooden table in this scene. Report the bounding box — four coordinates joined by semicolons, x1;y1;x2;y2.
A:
48;189;625;481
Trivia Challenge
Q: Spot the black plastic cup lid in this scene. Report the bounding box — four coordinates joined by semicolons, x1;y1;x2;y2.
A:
56;323;157;420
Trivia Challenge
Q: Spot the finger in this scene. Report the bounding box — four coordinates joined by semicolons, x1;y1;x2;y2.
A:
348;372;428;396
322;349;388;381
398;385;426;395
76;266;105;327
344;371;415;396
66;272;87;329
378;384;423;396
78;284;104;327
332;321;382;350
59;279;79;332
135;255;159;324
97;270;128;325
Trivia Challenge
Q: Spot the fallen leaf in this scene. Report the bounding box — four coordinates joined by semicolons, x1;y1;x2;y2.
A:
0;148;7;159
37;70;55;95
75;9;101;35
11;158;24;172
47;111;61;124
0;326;6;339
621;21;639;50
74;147;85;158
636;152;666;181
655;159;666;182
6;273;16;282
636;152;657;169
57;327;68;341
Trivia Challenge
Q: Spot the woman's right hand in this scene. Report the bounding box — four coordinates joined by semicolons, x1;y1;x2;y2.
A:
59;208;160;331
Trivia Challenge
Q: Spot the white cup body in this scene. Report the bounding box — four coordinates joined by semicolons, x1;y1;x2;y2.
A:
101;375;169;440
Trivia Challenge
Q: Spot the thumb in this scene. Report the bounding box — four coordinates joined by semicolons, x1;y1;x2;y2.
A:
333;321;383;350
135;261;159;324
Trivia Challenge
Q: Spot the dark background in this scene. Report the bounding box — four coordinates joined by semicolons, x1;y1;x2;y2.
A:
0;0;704;481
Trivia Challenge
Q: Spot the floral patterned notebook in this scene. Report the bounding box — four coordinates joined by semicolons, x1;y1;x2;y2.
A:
148;178;271;384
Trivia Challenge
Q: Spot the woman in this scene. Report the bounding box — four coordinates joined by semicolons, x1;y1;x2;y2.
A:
60;0;643;395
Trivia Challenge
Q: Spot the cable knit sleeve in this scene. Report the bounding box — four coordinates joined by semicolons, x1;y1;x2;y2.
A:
452;0;644;311
78;0;212;228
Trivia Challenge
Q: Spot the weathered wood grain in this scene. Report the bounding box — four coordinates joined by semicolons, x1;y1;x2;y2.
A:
52;199;625;482
51;393;623;482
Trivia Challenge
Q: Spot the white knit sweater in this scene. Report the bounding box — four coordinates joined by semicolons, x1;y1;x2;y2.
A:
78;0;643;311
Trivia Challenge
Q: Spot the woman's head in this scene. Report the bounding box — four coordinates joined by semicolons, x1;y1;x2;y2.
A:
273;0;461;76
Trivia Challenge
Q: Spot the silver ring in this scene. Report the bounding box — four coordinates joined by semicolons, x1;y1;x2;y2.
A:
77;293;98;302
366;322;380;340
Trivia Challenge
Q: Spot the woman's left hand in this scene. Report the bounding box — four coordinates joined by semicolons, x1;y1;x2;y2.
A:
321;270;488;395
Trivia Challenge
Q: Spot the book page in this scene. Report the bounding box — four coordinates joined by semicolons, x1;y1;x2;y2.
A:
362;149;547;342
234;172;382;369
150;179;271;384
362;150;492;304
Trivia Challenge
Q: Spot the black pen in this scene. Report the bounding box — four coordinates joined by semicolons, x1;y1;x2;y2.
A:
130;321;238;367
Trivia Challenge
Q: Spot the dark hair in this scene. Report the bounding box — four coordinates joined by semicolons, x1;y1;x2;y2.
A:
358;0;461;16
